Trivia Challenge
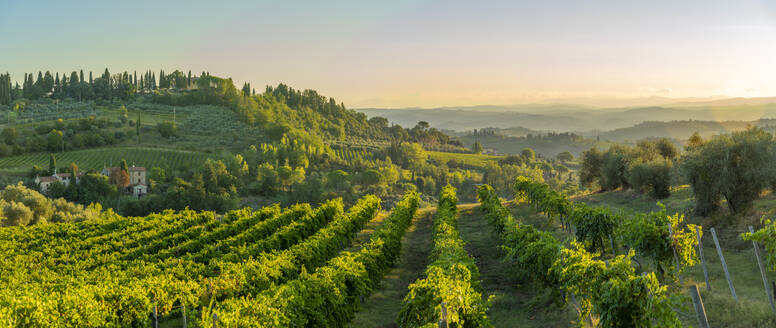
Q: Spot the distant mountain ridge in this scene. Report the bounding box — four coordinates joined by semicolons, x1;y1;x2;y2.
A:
359;98;776;132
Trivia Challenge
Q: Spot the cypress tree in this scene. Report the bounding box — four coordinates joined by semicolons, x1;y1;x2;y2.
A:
136;113;141;143
89;71;93;84
79;70;84;83
43;71;53;94
0;73;10;105
49;154;57;174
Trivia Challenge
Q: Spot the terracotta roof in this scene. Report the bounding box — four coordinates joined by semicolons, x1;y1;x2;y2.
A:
38;176;56;182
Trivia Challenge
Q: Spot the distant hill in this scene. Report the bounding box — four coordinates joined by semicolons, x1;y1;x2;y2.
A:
359;101;776;132
592;119;776;142
458;131;609;158
359;107;591;131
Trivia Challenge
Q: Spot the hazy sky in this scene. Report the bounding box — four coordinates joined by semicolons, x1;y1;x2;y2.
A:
2;0;776;107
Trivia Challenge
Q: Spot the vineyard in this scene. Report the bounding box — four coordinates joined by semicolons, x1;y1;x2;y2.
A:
334;147;376;164
480;181;685;326
0;192;420;327
0;102;97;124
0;147;215;173
5;175;776;326
398;185;491;327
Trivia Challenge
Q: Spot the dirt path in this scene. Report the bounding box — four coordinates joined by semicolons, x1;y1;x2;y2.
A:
456;205;576;327
348;209;435;328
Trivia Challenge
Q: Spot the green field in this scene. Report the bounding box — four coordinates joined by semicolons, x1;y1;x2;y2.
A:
0;146;216;173
427;150;502;168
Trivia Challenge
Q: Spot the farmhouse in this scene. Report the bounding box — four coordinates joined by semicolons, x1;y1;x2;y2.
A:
35;171;85;193
101;166;148;197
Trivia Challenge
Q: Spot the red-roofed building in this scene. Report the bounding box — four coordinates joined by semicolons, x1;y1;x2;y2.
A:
35;171;84;194
101;166;147;197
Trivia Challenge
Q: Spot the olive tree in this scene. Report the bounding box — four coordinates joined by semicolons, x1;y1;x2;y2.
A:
682;127;776;215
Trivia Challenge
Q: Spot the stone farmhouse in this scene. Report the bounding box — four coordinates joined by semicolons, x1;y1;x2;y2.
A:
101;166;148;197
35;171;85;193
36;166;147;197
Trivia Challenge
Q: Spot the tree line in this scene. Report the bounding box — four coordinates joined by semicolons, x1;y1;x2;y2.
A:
0;69;200;105
580;127;776;216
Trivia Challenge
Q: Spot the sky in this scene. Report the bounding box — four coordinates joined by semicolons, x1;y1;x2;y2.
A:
2;0;776;108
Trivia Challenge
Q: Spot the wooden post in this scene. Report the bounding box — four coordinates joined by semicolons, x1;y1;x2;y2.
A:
212;312;218;328
772;281;776;304
609;235;616;256
182;304;187;328
749;226;776;314
711;227;737;301
438;302;448;328
696;226;711;291
570;292;594;327
668;224;683;285
689;285;710;328
153;303;158;328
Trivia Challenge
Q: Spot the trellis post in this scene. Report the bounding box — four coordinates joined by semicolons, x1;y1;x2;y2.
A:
749;226;776;314
668;223;683;285
696;226;711;291
711;227;737;301
438;302;448;328
689;285;710;328
182;303;187;328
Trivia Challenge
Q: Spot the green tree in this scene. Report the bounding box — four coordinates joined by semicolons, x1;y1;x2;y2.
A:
682;127;776;215
521;148;536;162
47;129;64;152
388;142;427;169
119;105;129;124
471;141;483;154
326;170;350;192
49;154;57;174
579;147;603;187
655;138;678;159
136;113;141;143
1;182;53;225
628;160;672;199
1;127;17;145
0;200;33;226
157;122;179;138
600;145;632;190
556;151;574;162
0;73;11;105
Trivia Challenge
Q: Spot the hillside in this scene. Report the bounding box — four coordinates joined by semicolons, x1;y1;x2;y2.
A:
458;131;607;158
358;102;776;132
1;69;538;219
592;118;776;142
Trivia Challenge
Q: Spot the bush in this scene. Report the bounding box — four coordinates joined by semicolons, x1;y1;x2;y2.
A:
627;160;671;199
157;122;180;138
